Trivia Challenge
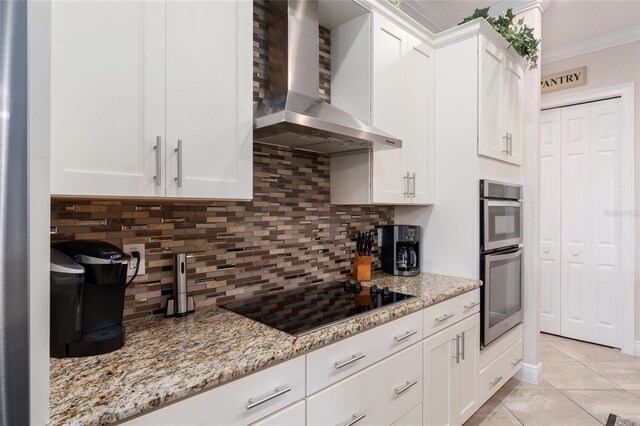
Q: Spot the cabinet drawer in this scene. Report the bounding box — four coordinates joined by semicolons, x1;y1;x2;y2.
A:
126;356;305;425
480;324;523;369
423;289;480;337
251;401;305;426
479;339;523;404
391;403;422;426
307;343;422;426
306;310;422;395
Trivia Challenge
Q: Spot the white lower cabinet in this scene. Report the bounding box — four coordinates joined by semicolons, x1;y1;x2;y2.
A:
392;404;422;426
306;343;422;426
124;291;500;426
125;356;305;426
306;310;422;395
251;401;306;426
423;313;480;426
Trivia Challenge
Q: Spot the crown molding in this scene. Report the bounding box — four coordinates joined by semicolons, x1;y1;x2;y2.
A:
512;0;552;15
543;25;640;64
489;0;551;17
401;0;453;33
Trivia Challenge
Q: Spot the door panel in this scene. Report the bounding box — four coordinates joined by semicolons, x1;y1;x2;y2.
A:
453;315;479;425
561;104;590;341
589;99;622;346
478;37;506;161
539;109;562;334
555;98;623;348
165;0;252;199
371;14;405;203
423;328;454;426
503;60;523;164
50;1;165;197
402;34;434;204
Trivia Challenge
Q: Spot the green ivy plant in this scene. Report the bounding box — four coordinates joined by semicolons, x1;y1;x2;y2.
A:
460;8;541;70
387;0;402;8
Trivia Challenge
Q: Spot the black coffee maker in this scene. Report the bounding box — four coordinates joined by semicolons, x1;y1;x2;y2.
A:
381;225;421;277
50;240;130;357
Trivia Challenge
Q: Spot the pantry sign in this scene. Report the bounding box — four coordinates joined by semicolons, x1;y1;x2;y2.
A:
541;67;587;94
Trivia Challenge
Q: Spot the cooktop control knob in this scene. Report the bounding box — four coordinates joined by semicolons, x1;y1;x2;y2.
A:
381;287;391;300
369;285;379;297
343;280;363;294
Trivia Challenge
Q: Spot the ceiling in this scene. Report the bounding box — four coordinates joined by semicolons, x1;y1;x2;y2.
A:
403;0;640;52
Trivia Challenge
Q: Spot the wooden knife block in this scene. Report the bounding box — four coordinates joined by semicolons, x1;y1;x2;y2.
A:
353;254;372;281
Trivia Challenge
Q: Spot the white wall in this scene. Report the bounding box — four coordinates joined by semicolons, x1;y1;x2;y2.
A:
541;41;640;340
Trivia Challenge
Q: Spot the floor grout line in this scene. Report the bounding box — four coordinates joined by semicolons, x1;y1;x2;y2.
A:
577;361;625;389
558;388;607;425
499;401;525;426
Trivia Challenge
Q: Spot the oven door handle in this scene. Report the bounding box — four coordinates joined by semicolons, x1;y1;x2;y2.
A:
486;200;521;207
485;248;522;262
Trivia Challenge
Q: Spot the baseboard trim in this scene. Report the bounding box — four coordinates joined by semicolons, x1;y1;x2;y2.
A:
516;362;543;384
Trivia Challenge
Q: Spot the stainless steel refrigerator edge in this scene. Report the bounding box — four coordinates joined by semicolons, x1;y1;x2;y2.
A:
0;1;30;424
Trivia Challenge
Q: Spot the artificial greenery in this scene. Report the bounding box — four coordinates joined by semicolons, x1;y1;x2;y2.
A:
387;0;402;8
460;7;541;70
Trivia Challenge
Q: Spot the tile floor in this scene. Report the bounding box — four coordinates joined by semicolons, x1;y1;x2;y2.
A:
465;333;640;425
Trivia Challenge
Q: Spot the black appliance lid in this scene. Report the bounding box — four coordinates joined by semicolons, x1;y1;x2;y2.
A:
219;281;415;336
50;249;85;274
52;240;130;264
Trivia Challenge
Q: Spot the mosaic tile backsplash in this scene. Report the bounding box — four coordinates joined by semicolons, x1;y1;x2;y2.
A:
51;2;393;322
51;145;393;322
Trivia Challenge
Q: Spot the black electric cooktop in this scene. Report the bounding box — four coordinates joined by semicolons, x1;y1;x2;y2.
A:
219;281;415;336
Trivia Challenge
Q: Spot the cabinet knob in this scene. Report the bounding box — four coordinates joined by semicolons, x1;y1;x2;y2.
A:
543;248;550;254
572;251;579;257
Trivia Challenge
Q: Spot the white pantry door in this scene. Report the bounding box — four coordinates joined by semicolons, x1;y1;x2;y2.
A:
539;108;562;335
540;98;623;348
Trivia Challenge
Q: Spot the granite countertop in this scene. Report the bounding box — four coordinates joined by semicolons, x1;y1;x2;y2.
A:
49;272;481;426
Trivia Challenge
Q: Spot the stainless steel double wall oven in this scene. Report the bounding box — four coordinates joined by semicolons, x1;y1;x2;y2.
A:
480;180;523;347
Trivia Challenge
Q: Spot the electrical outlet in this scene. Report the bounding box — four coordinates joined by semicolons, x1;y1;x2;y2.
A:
123;243;145;277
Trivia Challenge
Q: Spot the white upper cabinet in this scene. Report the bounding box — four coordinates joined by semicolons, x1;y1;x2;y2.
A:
330;12;434;205
478;35;523;166
165;0;252;199
50;1;165;198
50;0;252;200
370;14;406;204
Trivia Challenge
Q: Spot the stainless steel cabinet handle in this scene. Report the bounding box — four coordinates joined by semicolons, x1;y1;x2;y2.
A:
403;173;409;196
246;386;291;409
175;139;183;188
452;335;460;364
394;329;418;342
511;357;523;367
502;133;509;153
508;133;513;155
411;172;416;198
464;301;480;310
490;376;503;388
154;136;162;186
394;379;419;395
335;353;365;369
460;330;465;361
435;313;454;323
342;413;366;426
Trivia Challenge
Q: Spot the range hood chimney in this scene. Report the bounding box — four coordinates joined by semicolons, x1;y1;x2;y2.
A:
254;0;402;154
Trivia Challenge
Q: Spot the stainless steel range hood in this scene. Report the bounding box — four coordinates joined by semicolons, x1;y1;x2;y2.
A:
254;0;402;154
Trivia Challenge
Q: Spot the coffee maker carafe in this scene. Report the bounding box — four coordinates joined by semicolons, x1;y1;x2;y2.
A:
381;225;421;276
